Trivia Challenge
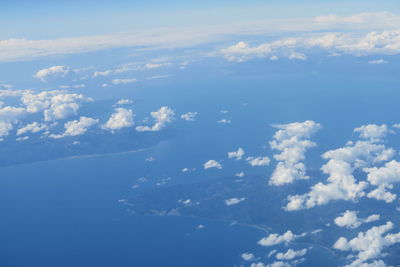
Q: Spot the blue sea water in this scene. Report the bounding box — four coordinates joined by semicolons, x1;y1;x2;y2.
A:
0;153;265;267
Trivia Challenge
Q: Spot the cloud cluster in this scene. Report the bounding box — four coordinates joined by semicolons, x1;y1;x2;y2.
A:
103;108;134;130
334;210;380;229
333;221;400;266
50;116;99;138
286;124;397;211
269;120;321;186
219;29;400;62
136;106;174;132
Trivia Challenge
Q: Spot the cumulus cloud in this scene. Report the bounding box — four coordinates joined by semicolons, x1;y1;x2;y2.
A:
33;66;72;82
181;112;197;121
275;248;307;260
17;122;48;136
241;252;255;261
203;160;222;170
228;147;245;160
50;116;98;138
136;106;174;132
269;120;321;186
218;28;400;62
286;124;396;211
334;210;380;229
103;108;134;130
225;197;246;206
258;230;298;247
20;90;88;121
354;124;391;141
247;156;271;166
333;221;400;266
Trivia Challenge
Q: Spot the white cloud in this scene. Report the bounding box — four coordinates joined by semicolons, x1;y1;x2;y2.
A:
288;51;307;60
50;116;98;138
136;106;174;132
286;125;396;211
354;124;391;140
235;171;245;177
217;119;231;124
228;147;245;160
333;221;400;266
334;210;380;229
103;108;134;130
33;66;72;82
225;197;245;206
17;122;48;136
241;252;255;261
364;160;400;186
368;59;388;64
181;112;197;121
276;248;307;260
2;12;400;62
115;99;133;105
258;230;297;247
269;120;321;186
247;156;271;166
367;184;397;203
111;78;137;85
203;160;222;170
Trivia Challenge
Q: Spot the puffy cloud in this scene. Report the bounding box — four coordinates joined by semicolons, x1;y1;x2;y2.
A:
136;106;174;132
181;112;197;121
111;78;137;85
0;106;28;137
275;248;307;260
367;184;397;203
247;156;271;166
20;90;87;121
333;221;400;266
241;252;255;261
269;120;321;186
103;108;134;130
334;210;380;229
354;124;391;140
203;160;222;170
286;125;396;211
365;160;400;186
225;197;245;206
33;66;72;82
228;147;245;160
219;26;400;62
50;116;98;138
258;230;297;247
17;122;48;136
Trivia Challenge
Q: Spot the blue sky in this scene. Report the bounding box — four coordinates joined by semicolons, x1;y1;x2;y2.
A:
2;0;400;39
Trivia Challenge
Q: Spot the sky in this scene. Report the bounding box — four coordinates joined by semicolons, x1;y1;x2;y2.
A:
2;0;400;39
